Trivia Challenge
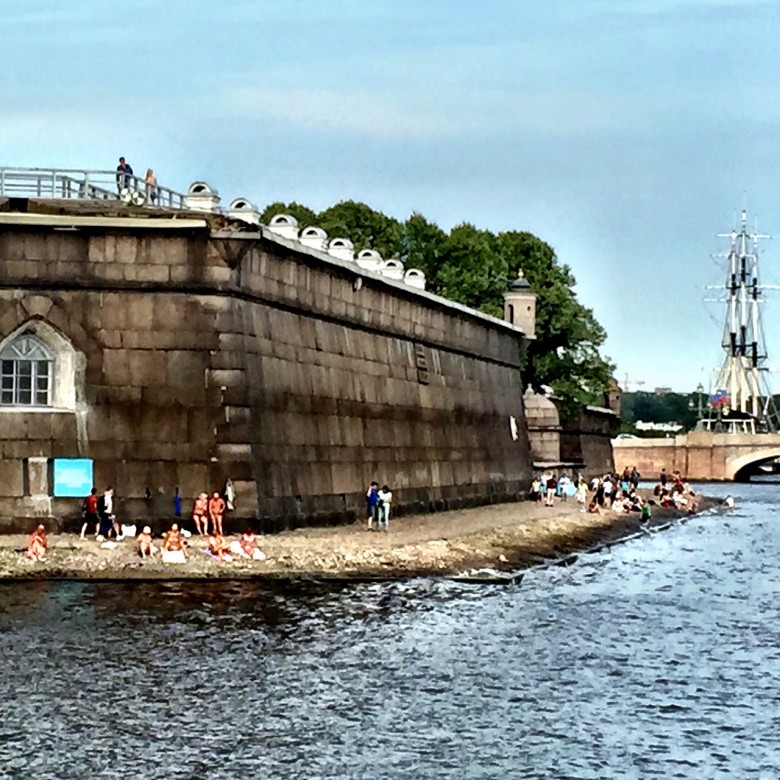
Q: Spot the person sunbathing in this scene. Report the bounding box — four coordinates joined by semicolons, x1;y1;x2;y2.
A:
25;524;48;561
161;523;188;563
207;533;232;562
230;527;266;561
136;526;156;559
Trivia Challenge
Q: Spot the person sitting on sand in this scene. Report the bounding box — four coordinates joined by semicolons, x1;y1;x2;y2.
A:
161;523;188;563
25;524;48;561
587;500;601;514
229;527;266;561
207;532;232;562
136;526;157;559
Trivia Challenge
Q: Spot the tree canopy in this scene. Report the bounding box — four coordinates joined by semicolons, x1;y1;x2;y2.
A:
261;199;614;412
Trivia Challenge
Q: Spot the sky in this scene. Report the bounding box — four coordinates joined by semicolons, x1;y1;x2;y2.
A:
3;0;780;394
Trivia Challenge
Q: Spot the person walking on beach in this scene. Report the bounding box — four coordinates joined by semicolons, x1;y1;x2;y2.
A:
116;157;133;192
208;491;226;536
366;481;380;530
80;487;99;539
97;486;116;539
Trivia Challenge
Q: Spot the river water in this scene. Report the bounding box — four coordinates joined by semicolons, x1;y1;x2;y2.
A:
0;483;778;779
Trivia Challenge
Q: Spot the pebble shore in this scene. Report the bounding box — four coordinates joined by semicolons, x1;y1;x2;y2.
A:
0;495;720;582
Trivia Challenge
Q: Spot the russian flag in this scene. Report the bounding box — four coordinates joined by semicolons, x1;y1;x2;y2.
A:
709;389;730;407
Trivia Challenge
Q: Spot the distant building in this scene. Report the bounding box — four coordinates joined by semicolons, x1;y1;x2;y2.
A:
635;421;683;432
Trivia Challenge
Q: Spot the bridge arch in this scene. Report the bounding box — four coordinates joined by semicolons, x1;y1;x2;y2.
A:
727;448;780;481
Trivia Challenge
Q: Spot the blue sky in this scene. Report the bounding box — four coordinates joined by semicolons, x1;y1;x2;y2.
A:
3;0;780;394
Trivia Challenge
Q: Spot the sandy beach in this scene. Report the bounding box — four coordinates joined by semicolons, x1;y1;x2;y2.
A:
0;492;722;582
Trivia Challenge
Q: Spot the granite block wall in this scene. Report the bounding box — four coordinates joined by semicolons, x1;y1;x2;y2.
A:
0;212;532;531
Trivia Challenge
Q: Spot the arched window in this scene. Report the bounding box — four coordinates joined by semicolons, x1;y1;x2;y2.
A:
0;334;54;406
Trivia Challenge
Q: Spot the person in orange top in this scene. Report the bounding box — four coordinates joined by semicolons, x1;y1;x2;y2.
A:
25;524;48;561
208;492;225;536
192;492;209;535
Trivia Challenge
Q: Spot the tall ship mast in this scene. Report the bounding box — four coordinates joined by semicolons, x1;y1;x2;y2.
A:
704;209;778;433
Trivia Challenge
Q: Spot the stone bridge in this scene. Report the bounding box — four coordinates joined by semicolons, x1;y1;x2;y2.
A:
613;430;780;481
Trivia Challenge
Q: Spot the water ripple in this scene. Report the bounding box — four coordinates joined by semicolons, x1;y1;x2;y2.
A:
1;482;779;778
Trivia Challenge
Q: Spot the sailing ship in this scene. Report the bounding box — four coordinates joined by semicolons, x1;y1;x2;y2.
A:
701;209;779;434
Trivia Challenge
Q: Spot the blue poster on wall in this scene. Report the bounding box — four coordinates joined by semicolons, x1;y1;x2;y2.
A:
53;458;94;498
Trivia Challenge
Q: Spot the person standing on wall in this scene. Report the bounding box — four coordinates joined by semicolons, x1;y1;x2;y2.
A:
116;156;133;192
144;168;157;204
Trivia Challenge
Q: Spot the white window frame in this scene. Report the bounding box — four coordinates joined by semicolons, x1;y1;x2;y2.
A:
0;334;54;407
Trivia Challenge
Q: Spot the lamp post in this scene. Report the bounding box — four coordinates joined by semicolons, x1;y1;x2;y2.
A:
689;383;705;430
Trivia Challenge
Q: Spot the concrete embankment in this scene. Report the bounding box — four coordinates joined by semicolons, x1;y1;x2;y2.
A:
0;495;721;583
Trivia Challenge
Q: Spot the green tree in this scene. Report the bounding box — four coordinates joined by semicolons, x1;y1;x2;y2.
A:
398;212;448;285
259;201;318;228
316;201;403;259
432;223;508;317
496;231;614;416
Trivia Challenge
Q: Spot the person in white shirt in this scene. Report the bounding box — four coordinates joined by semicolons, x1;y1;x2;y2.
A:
377;485;393;530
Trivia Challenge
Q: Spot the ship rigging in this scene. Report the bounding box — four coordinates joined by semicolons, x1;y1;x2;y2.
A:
703;209;779;434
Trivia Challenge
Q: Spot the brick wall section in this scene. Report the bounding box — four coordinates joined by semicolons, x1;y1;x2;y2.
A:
0;219;532;531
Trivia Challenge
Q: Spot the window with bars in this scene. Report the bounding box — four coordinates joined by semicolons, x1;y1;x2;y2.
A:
0;335;54;406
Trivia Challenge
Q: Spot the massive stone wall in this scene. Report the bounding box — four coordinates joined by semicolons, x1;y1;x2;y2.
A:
0;206;532;531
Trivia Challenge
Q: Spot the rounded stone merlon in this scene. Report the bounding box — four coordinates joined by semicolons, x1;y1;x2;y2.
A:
355;249;383;272
266;214;300;240
327;237;355;262
185;181;221;213
381;258;405;281
299;226;329;251
227;197;261;226
404;268;426;290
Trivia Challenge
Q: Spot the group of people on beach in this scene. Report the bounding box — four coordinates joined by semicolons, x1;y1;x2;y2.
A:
135;522;265;564
366;481;393;531
528;464;698;520
652;468;699;511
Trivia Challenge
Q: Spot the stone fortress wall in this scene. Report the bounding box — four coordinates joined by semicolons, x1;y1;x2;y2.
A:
0;198;534;531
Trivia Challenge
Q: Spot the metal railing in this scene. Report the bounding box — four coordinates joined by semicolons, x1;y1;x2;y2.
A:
0;166;188;209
